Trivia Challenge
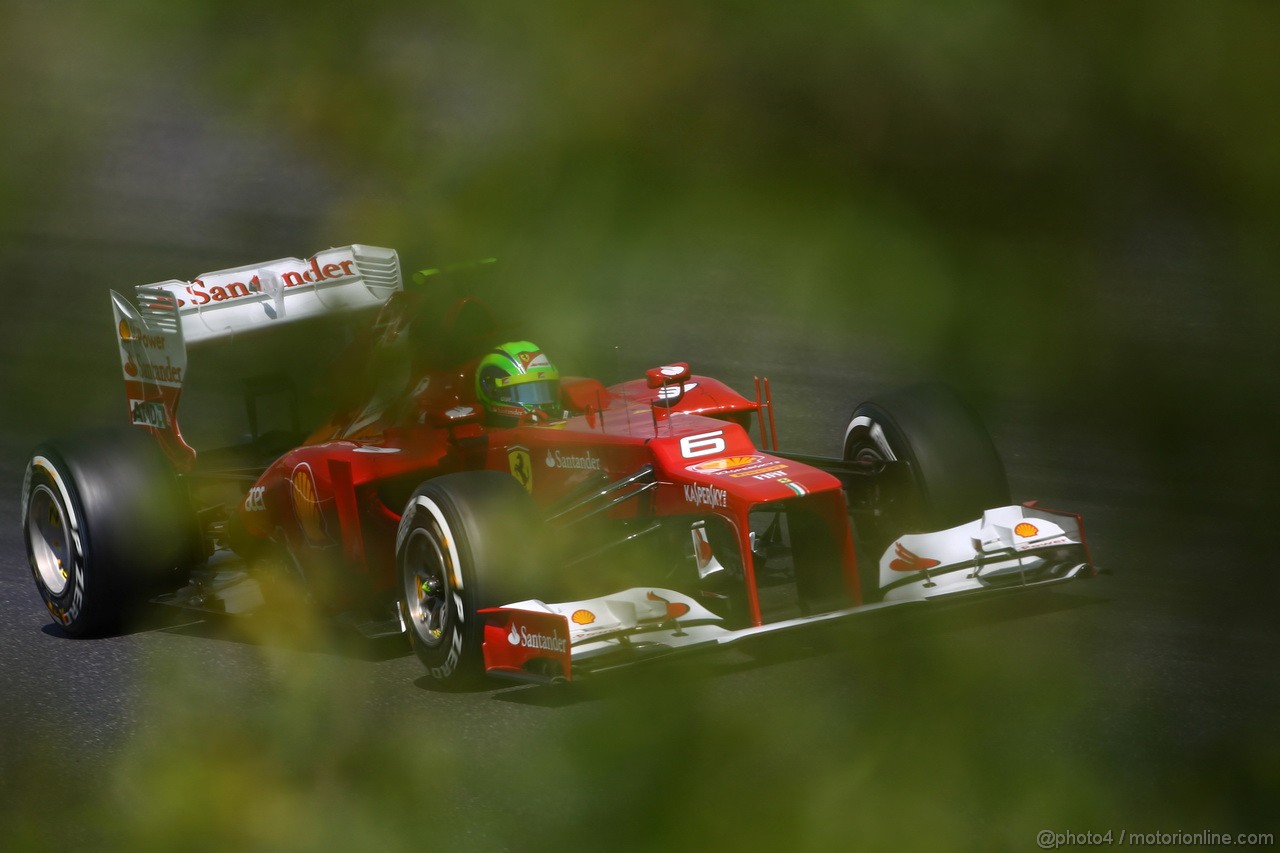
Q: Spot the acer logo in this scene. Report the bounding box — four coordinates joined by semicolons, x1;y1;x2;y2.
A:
130;399;168;429
177;257;357;307
243;486;266;513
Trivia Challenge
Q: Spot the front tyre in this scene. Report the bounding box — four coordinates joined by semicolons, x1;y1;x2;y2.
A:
21;427;199;637
844;383;1010;600
397;471;543;685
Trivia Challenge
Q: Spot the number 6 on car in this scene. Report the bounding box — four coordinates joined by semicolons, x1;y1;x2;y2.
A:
679;430;726;459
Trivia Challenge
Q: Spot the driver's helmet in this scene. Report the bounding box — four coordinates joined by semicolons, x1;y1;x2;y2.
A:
475;341;563;424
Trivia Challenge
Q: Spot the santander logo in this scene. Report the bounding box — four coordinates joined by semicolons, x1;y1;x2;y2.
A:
173;256;357;308
506;623;567;652
544;449;601;470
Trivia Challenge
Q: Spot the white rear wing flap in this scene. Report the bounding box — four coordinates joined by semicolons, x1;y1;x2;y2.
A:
110;245;403;466
140;244;401;346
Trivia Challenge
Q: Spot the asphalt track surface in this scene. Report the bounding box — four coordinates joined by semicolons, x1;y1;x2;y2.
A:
1;247;1276;849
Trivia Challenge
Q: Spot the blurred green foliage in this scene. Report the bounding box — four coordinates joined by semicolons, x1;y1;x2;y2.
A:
1;602;1274;850
2;1;1278;849
5;1;1278;435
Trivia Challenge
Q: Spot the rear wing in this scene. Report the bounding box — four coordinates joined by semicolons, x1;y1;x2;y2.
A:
110;245;403;466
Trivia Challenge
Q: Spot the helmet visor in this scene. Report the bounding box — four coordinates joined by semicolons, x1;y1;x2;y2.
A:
496;378;559;407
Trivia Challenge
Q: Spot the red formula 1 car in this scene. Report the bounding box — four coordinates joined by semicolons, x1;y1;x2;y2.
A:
21;245;1095;684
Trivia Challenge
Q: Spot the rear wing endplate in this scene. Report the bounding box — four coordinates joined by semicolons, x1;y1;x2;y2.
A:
110;244;403;466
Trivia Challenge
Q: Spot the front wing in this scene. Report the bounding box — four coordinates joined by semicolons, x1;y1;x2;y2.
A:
480;503;1095;684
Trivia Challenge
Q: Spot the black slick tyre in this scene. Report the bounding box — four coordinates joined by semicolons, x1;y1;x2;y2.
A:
397;470;544;685
21;427;199;637
843;383;1010;600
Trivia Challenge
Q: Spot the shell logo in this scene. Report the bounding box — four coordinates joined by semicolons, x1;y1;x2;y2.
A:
571;609;596;625
291;463;328;544
1014;522;1039;538
690;455;763;474
118;319;135;341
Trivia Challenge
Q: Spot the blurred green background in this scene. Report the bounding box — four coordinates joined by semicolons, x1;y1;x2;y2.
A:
2;1;1277;849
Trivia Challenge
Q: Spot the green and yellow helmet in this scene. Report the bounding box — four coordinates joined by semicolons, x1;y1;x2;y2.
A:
475;341;562;423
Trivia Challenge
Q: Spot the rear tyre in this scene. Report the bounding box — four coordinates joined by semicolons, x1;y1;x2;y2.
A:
397;471;544;685
843;383;1009;600
22;427;200;637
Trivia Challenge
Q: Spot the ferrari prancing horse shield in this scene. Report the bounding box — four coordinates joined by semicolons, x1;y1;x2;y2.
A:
507;446;532;492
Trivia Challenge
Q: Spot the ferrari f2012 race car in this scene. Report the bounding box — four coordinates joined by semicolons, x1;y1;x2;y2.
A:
21;245;1096;684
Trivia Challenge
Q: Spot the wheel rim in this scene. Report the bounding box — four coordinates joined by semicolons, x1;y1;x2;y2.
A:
845;416;897;465
403;526;452;648
851;443;884;465
848;432;900;520
27;484;72;596
846;420;892;469
846;420;924;536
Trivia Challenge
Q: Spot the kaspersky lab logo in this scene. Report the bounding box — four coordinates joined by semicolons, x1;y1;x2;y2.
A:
506;623;567;652
683;483;728;509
